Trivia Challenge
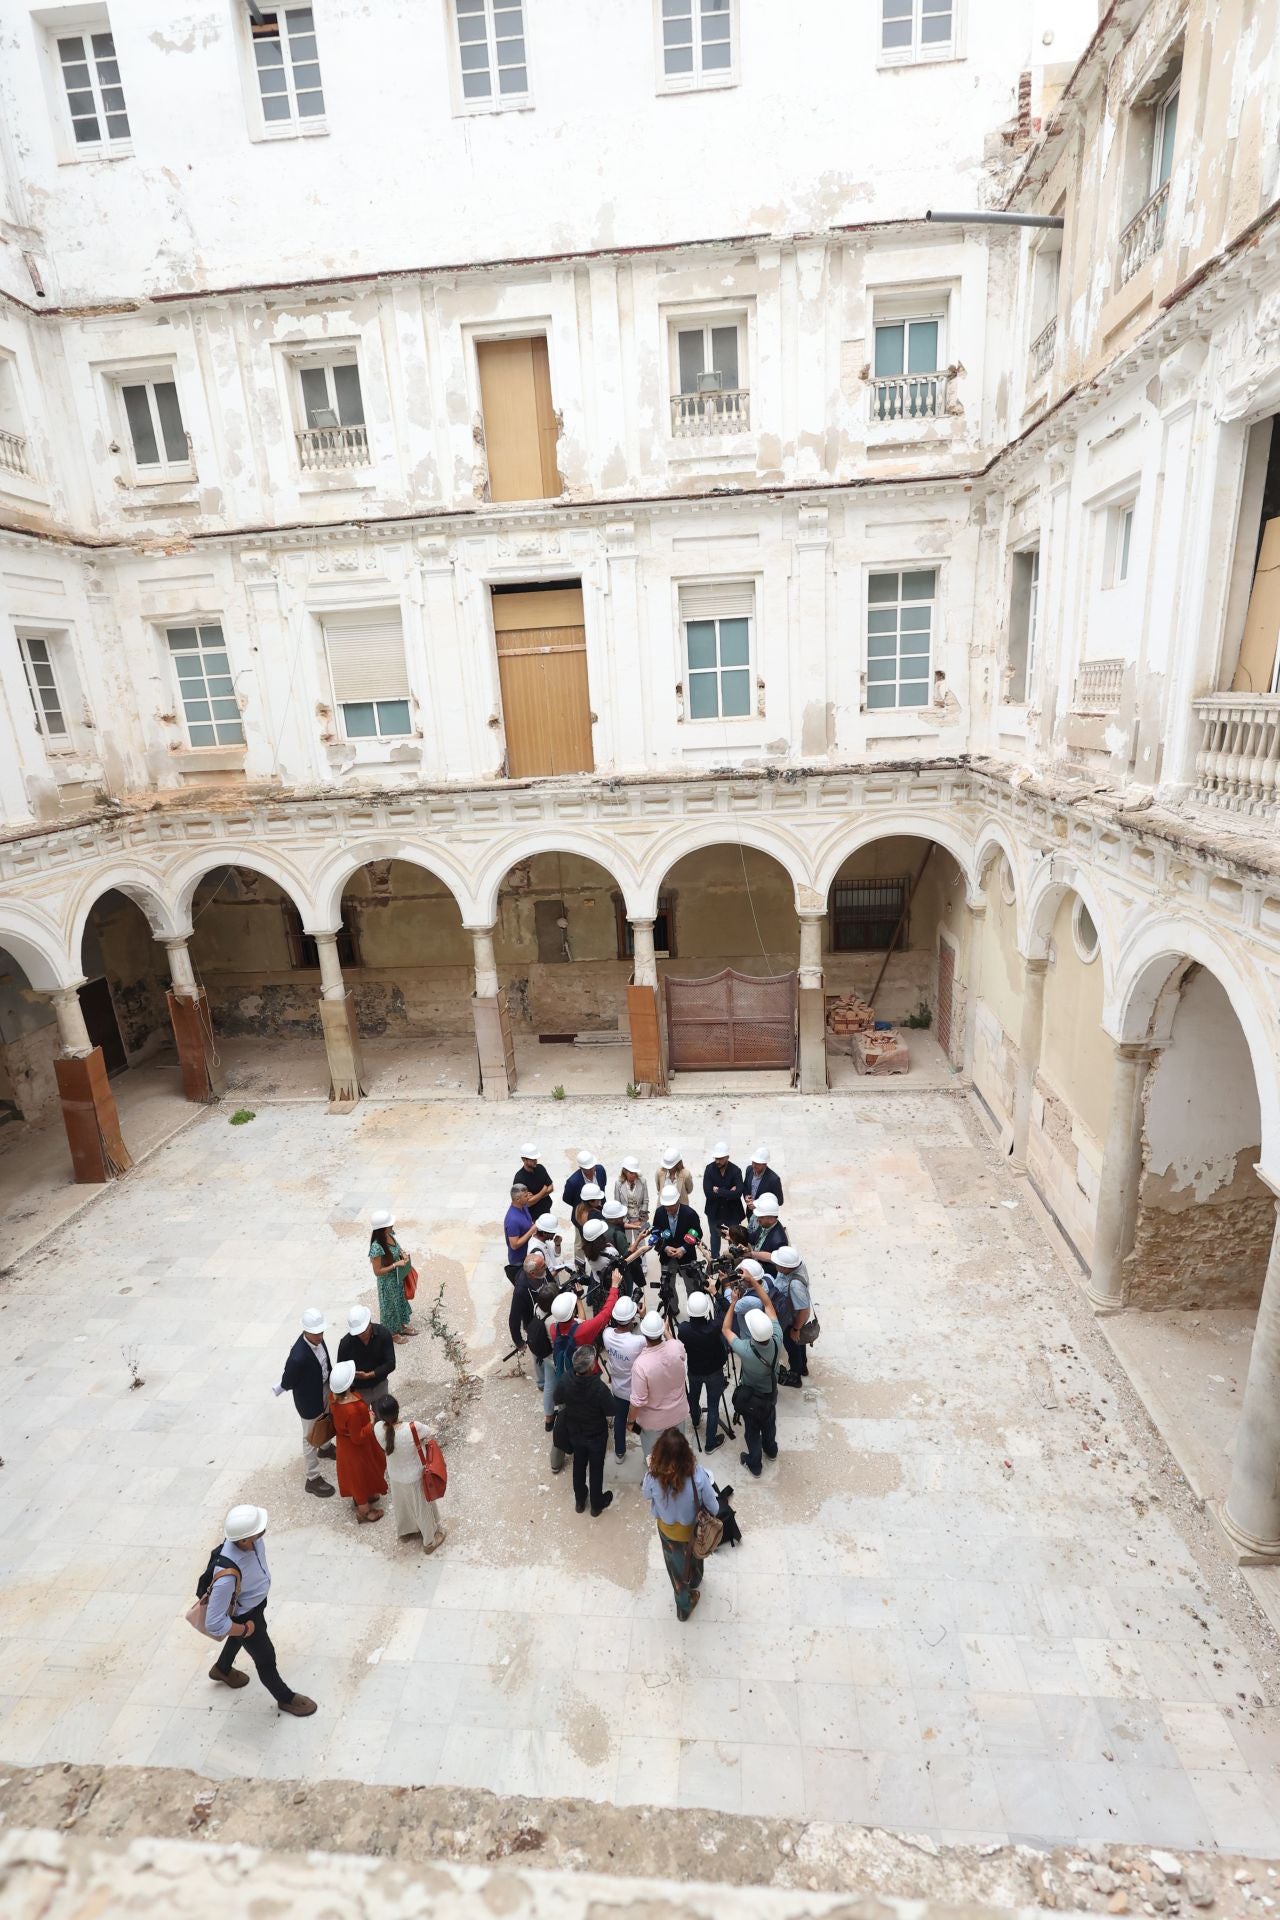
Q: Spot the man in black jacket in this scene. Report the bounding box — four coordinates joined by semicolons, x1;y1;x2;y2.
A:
273;1307;336;1498
336;1305;396;1408
747;1192;790;1268
552;1347;615;1516
513;1143;554;1213
744;1145;784;1215
562;1149;606;1213
702;1141;744;1258
679;1289;728;1452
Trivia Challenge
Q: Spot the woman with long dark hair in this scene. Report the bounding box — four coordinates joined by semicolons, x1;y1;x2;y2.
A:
642;1427;719;1621
376;1394;445;1553
369;1206;415;1343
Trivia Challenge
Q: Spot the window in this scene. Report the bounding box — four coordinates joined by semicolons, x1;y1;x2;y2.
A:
1105;502;1135;588
0;356;30;479
679;583;754;720
1152;77;1179;193
117;375;190;475
660;0;734;88
294;358;369;469
167;624;245;748
871;314;943;421
17;633;68;739
283;906;358;970
881;0;954;61
866;569;935;709
831;877;909;952
1007;546;1040;703
616;894;676;960
671;317;748;433
454;0;528;107
322;610;414;741
56;22;129;148
251;6;324;127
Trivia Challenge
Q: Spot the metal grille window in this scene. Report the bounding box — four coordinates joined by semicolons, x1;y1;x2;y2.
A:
616;895;676;960
831;877;909;953
119;377;189;473
252;7;324;125
17;634;68;739
283;906;358;970
661;0;733;83
57;26;130;146
455;0;528;104
881;0;954;58
866;569;935;709
167;624;245;748
680;583;754;721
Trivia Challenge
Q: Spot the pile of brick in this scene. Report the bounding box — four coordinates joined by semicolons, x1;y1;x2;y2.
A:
852;1029;910;1076
825;993;876;1035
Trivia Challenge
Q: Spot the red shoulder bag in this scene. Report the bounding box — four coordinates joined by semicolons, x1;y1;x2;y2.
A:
411;1423;447;1502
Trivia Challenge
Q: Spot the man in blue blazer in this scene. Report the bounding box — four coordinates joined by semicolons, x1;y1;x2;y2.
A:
274;1307;336;1498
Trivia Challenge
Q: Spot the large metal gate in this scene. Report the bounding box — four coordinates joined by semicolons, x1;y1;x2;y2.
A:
664;969;798;1073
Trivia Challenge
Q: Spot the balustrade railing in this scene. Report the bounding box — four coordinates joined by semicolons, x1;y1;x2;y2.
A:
297;423;371;470
0;426;30;476
670;388;750;435
1194;695;1280;815
868;372;947;423
1117;181;1170;286
1028;317;1057;385
1073;658;1124;711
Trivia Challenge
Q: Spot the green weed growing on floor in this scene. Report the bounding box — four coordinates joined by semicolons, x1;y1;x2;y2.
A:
904;1002;933;1030
552;1084;566;1100
229;1108;256;1125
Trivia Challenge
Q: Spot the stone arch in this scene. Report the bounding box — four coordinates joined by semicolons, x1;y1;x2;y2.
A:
469;834;641;930
1113;914;1280;1180
312;839;476;934
1022;853;1116;993
66;862;183;972
0;901;76;992
632;821;815;922
167;846;318;929
971;817;1027;935
810;813;977;906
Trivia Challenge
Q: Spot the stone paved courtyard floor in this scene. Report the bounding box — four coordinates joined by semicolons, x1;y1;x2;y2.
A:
2;1089;1280;1851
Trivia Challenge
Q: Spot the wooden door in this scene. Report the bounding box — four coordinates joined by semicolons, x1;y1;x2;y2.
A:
79;977;127;1076
492;585;594;777
664;969;797;1072
936;937;954;1059
476;337;561;502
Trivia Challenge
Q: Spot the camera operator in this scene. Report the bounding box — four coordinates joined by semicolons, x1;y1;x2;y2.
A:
527;1277;562;1432
701;1141;745;1259
679;1290;728;1454
581;1218;623;1311
602;1296;646;1461
720;1275;783;1478
601;1199;631;1258
770;1245;813;1386
745;1192;789;1266
531;1213;571;1278
727;1258;768;1337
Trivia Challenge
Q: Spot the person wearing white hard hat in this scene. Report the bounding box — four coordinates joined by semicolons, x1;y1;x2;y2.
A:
770;1245;814;1385
207;1505;317;1715
728;1259;768;1337
511;1144;553;1213
581;1216;620;1303
562;1149;606;1214
571;1180;606;1265
273;1307;336;1498
626;1309;691;1457
601;1198;631;1259
721;1271;783;1477
701;1141;745;1259
552;1347;616;1517
679;1290;729;1453
336;1304;396;1409
369;1208;416;1343
653;1145;693;1209
743;1146;783;1217
602;1295;647;1461
503;1184;538;1353
646;1183;702;1301
613;1155;650;1234
330;1358;387;1523
746;1191;789;1267
530;1213;570;1276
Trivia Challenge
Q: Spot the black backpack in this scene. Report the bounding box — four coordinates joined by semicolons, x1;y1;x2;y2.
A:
196;1546;238;1602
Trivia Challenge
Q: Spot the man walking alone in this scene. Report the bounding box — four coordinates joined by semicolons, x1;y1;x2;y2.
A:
206;1504;317;1716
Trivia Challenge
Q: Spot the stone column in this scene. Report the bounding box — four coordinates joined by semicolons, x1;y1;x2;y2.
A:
1086;1043;1156;1312
163;938;199;1001
49;985;93;1057
312;930;364;1112
1222;1190;1280;1560
47;982;133;1182
629;918;658;989
1010;956;1048;1169
626;918;665;1094
467;924;514;1100
162;936;226;1103
796;908;828;1095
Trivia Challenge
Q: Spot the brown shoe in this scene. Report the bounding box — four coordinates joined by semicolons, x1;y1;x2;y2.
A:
209;1665;250;1689
279;1693;317;1717
317;1443;336;1460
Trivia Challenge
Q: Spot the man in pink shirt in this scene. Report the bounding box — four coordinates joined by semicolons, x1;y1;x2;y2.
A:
627;1310;690;1457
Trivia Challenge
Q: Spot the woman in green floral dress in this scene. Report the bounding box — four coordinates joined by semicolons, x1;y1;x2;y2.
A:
369;1207;415;1342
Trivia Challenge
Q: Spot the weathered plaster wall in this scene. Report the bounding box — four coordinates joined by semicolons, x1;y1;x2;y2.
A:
0;950;57;1123
1025;892;1109;1263
1126;967;1274;1307
966;867;1024;1132
83;890;171;1064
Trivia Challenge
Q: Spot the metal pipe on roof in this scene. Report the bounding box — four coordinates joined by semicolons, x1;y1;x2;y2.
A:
925;210;1066;228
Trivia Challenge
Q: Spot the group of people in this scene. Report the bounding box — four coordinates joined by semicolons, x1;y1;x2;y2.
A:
501;1139;817;1620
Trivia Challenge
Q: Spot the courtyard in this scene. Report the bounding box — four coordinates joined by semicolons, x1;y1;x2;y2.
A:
2;1087;1280;1852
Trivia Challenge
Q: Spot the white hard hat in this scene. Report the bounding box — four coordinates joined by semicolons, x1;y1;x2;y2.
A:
521;1142;539;1158
640;1311;665;1340
750;1146;769;1164
602;1200;626;1221
622;1155;641;1173
580;1183;604;1203
659;1184;679;1207
535;1214;558;1233
300;1307;326;1335
225;1503;267;1541
713;1140;730;1157
550;1292;578;1324
612;1297;638;1325
370;1207;395;1229
577;1150;596;1169
583;1218;608;1243
754;1193;780;1216
660;1146;680;1169
330;1359;357;1394
686;1291;712;1319
347;1304;371;1334
746;1309;773;1343
737;1259;764;1280
774;1246;802;1269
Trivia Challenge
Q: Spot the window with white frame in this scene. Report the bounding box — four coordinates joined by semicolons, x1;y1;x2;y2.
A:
250;5;324;127
880;0;955;62
293;357;369;469
679;582;753;720
114;374;190;476
54;17;130;149
659;0;734;88
670;316;748;433
1152;75;1179;193
871;310;945;421
16;632;69;740
866;569;936;709
453;0;528;107
322;609;414;740
1105;500;1135;588
166;624;245;748
1007;546;1040;704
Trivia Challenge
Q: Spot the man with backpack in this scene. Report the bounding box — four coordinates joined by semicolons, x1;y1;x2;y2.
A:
771;1245;814;1386
720;1277;783;1477
204;1504;317;1715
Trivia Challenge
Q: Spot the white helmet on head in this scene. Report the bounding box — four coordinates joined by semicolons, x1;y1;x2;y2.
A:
750;1145;769;1165
550;1292;578;1324
659;1184;679;1207
773;1246;802;1269
660;1146;680;1170
370;1207;395;1229
225;1504;267;1542
746;1309;773;1342
300;1307;326;1335
713;1139;730;1158
576;1150;596;1170
583;1218;609;1244
686;1291;712;1319
580;1183;604;1204
347;1304;371;1334
520;1142;539;1159
640;1311;665;1340
754;1193;780;1217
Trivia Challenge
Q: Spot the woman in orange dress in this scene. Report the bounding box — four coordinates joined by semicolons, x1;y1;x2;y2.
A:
329;1360;387;1523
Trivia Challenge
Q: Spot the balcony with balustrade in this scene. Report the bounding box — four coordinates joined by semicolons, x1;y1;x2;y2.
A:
1193;696;1280;817
1028;317;1057;389
296;423;371;471
868;372;948;426
1117;181;1170;287
1064;657;1126;753
670;388;751;436
0;427;31;478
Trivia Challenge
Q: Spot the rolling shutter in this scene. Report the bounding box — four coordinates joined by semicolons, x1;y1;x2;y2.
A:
678;581;756;623
322;610;408;703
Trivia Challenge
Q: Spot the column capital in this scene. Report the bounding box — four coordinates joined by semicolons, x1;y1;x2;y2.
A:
47;983;93;1058
795;905;828;923
1021;952;1050;975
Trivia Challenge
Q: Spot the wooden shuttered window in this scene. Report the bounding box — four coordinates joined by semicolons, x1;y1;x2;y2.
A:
322;609;413;740
679;580;755;721
476;337;561;502
677;581;756;622
492;583;593;777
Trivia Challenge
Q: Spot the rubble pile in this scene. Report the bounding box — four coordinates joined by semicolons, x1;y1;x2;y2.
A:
825;993;876;1035
852;1030;910;1075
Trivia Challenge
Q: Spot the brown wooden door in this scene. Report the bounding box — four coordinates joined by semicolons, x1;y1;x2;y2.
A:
476;336;560;502
79;977;128;1076
493;585;594;777
664;969;797;1072
936;938;954;1058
